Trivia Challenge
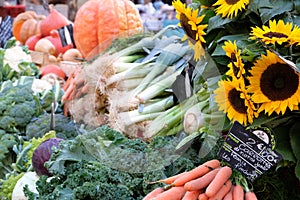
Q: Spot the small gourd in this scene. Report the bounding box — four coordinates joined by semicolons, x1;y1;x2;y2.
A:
12;11;45;44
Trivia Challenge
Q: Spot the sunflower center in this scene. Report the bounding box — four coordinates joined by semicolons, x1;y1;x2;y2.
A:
231;53;237;62
263;32;288;39
228;89;247;114
260;63;299;101
230;53;239;77
180;14;197;43
225;0;240;5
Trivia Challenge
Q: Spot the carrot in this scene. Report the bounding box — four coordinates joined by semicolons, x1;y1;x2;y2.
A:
184;168;220;191
208;180;232;200
172;159;220;186
205;166;232;197
151;186;186;200
198;193;209;200
62;76;73;91
148;172;188;185
182;190;202;200
61;82;75;101
223;185;233;200
245;191;258;200
232;184;244;200
143;187;165;200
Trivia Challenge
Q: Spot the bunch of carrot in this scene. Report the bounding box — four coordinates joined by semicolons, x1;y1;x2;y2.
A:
61;67;90;116
143;159;258;200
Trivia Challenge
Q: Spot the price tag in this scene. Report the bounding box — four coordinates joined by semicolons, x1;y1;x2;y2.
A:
58;24;75;47
218;121;282;181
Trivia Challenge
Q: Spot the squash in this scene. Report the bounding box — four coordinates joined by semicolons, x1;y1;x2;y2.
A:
62;48;83;62
34;38;56;55
73;0;144;59
12;11;45;44
40;64;66;79
25;34;42;51
40;5;70;37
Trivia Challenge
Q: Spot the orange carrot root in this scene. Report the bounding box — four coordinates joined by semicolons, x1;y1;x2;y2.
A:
232;184;244;200
151;186;186;200
182;190;202;200
205;166;232;197
208;180;232;200
143;187;164;200
198;193;209;200
245;191;258;200
173;159;220;187
149;172;188;185
223;185;233;200
184;168;220;191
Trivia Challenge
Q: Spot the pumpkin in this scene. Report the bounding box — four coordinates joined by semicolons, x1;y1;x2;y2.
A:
40;5;70;37
73;0;144;59
12;11;46;44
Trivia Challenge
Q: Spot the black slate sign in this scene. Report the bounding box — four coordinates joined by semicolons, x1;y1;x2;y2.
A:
218;121;282;182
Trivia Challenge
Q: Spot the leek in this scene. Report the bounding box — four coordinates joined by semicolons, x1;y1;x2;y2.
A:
132;43;191;96
144;88;210;138
136;69;183;103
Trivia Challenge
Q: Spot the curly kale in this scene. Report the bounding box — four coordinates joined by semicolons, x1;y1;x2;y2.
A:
30;160;162;200
26;112;79;140
25;126;201;200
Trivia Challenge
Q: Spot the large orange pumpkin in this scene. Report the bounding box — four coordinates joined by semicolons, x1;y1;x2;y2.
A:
12;11;46;44
73;0;144;59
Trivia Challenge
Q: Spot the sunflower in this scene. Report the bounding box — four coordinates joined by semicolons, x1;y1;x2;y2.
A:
172;0;208;61
250;20;293;45
213;0;249;19
289;25;300;45
222;40;245;78
214;77;257;126
247;50;300;116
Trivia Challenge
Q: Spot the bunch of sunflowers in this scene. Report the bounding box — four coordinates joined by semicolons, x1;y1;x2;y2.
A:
171;0;300;197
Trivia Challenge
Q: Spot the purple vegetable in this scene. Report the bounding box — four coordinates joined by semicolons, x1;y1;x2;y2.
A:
32;138;63;176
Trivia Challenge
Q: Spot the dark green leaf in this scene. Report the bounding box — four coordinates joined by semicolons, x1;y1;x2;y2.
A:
295;161;300;180
258;0;293;23
207;15;232;32
293;0;300;14
273;125;296;162
290;122;300;161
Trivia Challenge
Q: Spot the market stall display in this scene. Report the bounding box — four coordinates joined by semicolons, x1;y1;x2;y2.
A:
1;0;300;199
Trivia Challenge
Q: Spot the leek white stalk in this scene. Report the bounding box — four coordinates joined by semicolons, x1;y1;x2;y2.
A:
107;63;154;85
117;96;174;126
144;88;210;138
118;111;163;126
117;78;144;91
183;100;209;134
136;69;182;103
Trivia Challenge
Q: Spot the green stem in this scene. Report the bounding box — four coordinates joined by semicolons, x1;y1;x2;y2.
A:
119;112;164;126
136;69;182;103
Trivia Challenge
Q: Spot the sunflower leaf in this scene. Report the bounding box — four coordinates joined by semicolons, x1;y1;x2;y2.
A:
272;125;296;162
258;0;293;23
289;121;300;161
207;15;232;33
295;161;300;180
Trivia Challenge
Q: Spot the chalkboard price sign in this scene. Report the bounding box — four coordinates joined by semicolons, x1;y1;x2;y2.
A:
218;121;282;182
